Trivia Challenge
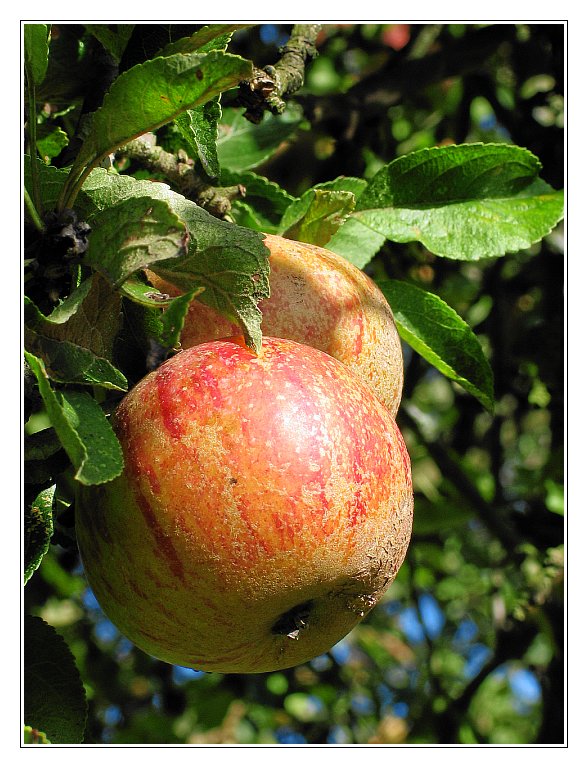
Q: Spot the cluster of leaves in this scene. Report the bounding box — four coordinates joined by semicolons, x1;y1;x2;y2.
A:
23;23;564;744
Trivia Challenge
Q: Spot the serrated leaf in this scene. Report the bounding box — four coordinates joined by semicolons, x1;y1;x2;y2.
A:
151;202;269;352
221;168;295;231
316;176;368;197
281;177;366;254
176;100;222;179
359;144;542;209
24;615;87;743
77;167;167;217
280;188;356;246
24;24;50;86
217;105;304;171
60;390;125;484
23;156;73;223
315;177;385;268
378;280;494;411
24;327;128;391
221;168;295;214
24;486;55;584
85;24;134;63
24;279;127;391
24;352;124;485
61;50;253;207
119;273;176;307
85;196;188;286
171;26;238;180
78;169;270;352
158;24;251;56
28;274;122;360
159;286;206;349
353;143;564;260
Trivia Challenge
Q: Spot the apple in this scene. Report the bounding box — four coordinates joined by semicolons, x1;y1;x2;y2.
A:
147;233;404;416
76;336;413;674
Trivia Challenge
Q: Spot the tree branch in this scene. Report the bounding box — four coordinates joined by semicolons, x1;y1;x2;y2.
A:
238;24;322;123
119;133;245;219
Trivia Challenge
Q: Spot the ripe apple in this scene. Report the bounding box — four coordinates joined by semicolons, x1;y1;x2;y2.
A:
76;336;413;674
147;233;404;416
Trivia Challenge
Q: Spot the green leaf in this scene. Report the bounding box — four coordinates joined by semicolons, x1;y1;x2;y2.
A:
151;201;269;352
79;169;270;352
159;286;206;349
378;280;494;411
24;352;124;485
23;156;72;222
325;216;387;268
307;174;380;265
221;168;295;214
36;124;69;164
24;327;128;391
217;105;304;171
119;298;165;360
24;486;55;584
157;24;251;56
24;428;62;461
293;177;385;266
119;273;176;307
84;24;135;63
29;275;121;358
24;24;50;86
61;50;253;207
24;277;127;391
176;100;222;179
85;196;189;286
171;26;240;179
359;144;542;209
221;168;295;231
280;188;356;246
24;615;87;743
229;201;276;232
352;143;564;260
60;390;125;484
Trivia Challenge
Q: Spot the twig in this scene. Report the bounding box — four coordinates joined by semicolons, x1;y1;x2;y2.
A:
119;133;245;219
238;24;322;123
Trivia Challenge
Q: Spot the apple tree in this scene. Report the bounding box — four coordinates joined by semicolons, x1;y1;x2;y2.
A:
23;23;564;745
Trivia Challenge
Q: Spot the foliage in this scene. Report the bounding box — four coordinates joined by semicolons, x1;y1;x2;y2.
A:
23;22;565;745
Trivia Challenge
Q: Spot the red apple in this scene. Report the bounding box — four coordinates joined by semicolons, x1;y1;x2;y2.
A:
76;337;413;674
147;233;404;416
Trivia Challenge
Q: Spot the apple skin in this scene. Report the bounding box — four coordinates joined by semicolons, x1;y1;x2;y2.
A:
147;233;404;416
76;337;413;674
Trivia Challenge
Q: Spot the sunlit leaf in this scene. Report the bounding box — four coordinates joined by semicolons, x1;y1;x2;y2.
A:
379;279;494;410
352;143;564;261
